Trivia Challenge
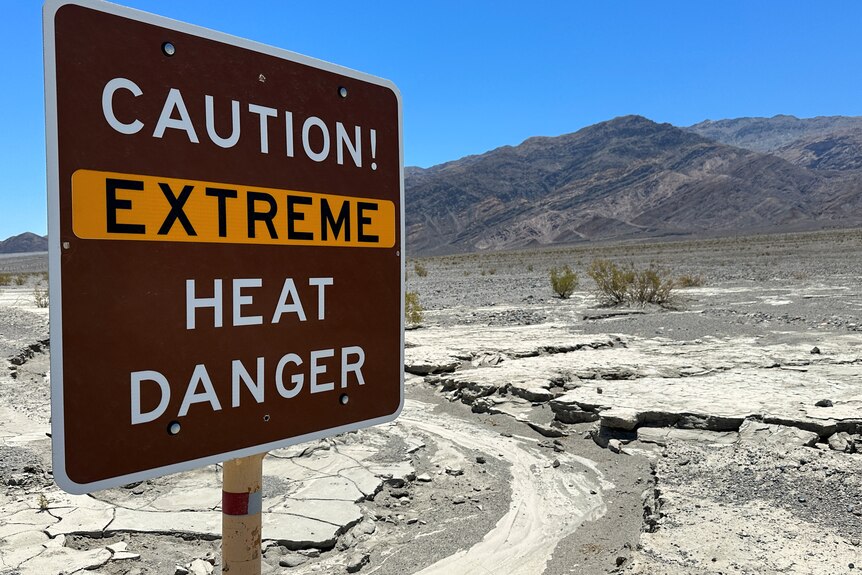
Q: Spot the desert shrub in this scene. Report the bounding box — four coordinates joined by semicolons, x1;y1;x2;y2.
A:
587;259;676;307
677;274;705;288
413;262;428;277
587;259;632;305
549;265;579;299
0;273;12;286
629;266;675;306
486;268;496;275
405;291;423;326
526;263;534;272
33;284;49;308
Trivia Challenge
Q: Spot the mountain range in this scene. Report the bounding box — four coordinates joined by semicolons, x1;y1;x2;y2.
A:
4;115;862;255
0;232;47;254
406;115;862;255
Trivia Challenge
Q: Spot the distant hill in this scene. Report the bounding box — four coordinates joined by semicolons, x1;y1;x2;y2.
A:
773;131;862;172
405;115;862;255
0;232;48;254
687;115;862;154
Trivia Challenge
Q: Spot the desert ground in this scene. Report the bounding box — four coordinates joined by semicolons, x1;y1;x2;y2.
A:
0;228;860;574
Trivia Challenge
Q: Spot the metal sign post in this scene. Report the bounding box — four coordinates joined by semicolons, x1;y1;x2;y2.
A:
222;453;266;574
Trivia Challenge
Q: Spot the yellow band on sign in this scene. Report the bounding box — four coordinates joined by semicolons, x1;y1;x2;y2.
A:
71;169;396;248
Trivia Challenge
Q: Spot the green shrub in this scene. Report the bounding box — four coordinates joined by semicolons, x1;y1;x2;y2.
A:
405;291;423;325
549;265;579;299
586;259;632;305
677;274;705;288
413;262;428;277
587;259;676;307
33;284;49;308
629;266;675;306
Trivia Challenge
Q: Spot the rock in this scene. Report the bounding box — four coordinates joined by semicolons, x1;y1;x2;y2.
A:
471;352;504;367
637;427;737;446
404;360;459;376
828;432;854;453
475;456;487;464
338;531;357;551
815;399;834;407
346;552;370;573
112;551;141;561
106;542;128;553
279;554;309;568
600;408;640;431
390;487;409;498
174;566;190;575
188;559;214;575
298;549;321;558
811;346;821;354
549;395;600;424
445;466;464;476
17;548;112;574
737;419;819;449
7;473;29;486
452;496;466;504
509;382;555;403
357;518;377;535
552;459;560;468
608;439;622;454
416;473;433;482
526;421;567;438
589;421;637;449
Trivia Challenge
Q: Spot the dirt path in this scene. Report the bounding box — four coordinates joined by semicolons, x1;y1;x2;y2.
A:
399;399;608;575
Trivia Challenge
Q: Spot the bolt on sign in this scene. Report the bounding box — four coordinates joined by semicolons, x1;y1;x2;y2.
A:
44;0;403;494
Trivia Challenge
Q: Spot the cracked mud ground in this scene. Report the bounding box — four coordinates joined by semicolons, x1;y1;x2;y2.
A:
1;229;861;574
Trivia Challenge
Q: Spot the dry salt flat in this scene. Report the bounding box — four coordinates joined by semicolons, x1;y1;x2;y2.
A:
4;231;862;575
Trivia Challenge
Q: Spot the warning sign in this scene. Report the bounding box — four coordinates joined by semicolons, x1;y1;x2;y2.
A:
44;0;403;494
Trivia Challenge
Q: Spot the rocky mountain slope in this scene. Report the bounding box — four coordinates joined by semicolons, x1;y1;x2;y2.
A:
405;115;862;255
688;114;862;173
687;114;862;154
0;232;47;254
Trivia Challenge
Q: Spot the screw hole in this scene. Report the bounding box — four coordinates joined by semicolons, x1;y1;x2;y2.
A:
263;414;271;422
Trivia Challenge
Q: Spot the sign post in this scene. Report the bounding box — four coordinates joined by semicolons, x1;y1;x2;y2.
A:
222;454;266;574
43;0;403;515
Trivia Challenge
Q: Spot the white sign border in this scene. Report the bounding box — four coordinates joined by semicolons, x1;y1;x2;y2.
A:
43;0;405;495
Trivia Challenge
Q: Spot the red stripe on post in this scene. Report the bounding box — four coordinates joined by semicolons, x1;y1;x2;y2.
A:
222;491;250;516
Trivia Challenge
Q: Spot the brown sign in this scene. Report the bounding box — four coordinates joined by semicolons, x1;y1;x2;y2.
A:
44;0;403;494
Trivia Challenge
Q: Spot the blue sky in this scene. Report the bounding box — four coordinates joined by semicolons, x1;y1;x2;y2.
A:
4;0;862;239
